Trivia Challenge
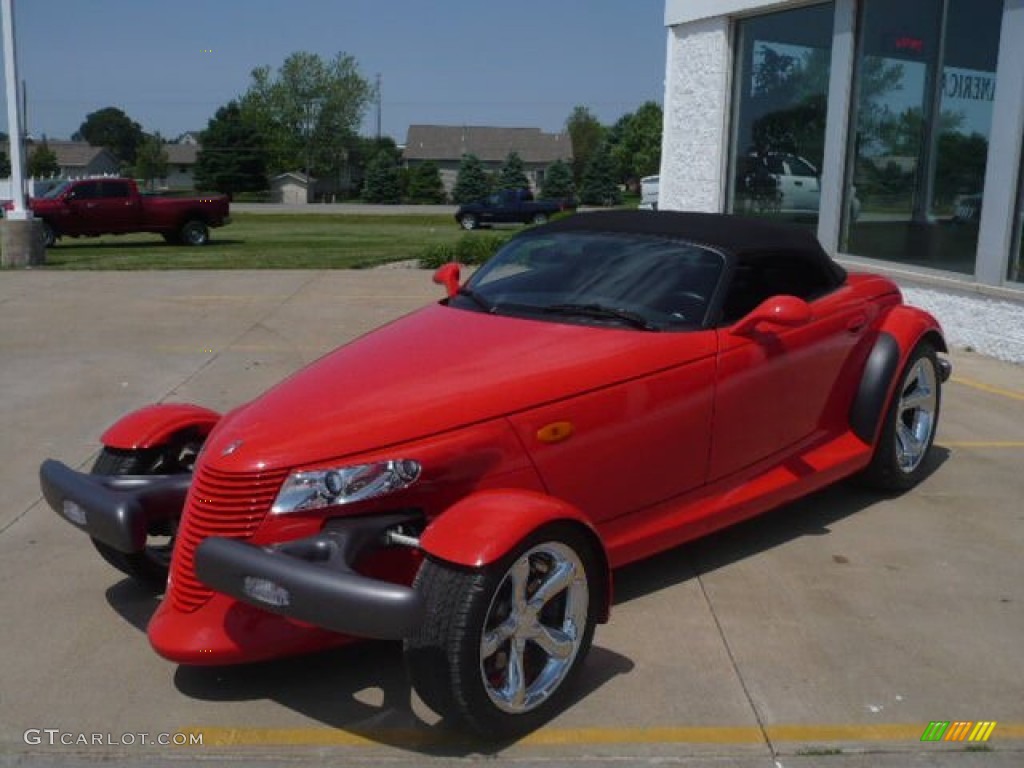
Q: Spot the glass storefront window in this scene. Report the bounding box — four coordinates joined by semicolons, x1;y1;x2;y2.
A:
843;0;1003;275
727;3;835;229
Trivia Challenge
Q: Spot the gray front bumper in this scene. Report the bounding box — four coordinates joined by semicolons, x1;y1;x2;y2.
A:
39;459;189;553
194;514;425;641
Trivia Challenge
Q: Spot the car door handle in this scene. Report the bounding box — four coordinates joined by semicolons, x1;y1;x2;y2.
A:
794;180;804;187
846;314;868;333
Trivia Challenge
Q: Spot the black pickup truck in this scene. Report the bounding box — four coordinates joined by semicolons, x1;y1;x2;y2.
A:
455;187;575;230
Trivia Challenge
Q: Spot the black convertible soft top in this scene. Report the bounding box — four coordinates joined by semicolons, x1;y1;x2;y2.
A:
535;210;847;284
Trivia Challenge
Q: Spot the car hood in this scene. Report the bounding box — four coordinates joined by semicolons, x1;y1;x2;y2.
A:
202;303;716;472
28;198;61;211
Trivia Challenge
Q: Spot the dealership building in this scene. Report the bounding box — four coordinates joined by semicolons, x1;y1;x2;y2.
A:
659;0;1024;290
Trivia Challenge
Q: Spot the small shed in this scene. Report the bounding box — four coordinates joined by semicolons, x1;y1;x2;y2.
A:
270;172;315;205
162;143;199;189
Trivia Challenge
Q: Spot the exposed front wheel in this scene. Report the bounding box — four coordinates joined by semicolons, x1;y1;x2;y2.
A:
179;219;209;246
405;524;600;738
861;342;942;491
88;436;202;591
531;212;548;225
459;214;478;231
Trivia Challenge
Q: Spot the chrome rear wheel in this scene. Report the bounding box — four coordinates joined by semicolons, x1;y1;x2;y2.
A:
895;356;938;474
861;342;943;491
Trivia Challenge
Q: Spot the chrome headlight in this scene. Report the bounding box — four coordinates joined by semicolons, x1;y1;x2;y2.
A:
272;460;421;514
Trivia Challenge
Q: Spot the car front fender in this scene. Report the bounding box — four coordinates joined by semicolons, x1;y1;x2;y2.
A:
419;489;611;621
849;305;948;444
100;403;221;450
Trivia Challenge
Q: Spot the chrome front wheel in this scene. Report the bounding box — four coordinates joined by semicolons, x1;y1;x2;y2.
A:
480;541;589;714
405;524;601;739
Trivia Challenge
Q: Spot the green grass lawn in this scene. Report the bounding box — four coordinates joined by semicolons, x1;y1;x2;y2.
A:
38;213;462;270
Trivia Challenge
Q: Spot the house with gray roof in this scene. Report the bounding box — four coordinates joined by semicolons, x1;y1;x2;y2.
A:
403;125;572;197
175;131;203;146
7;140;200;189
32;141;121;178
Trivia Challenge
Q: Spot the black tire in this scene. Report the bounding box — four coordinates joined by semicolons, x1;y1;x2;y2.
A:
405;523;601;739
530;212;548;226
88;435;202;591
40;220;57;248
179;219;209;246
459;214;478;231
860;342;942;492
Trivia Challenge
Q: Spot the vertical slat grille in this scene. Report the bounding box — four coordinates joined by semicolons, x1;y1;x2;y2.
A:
169;464;286;612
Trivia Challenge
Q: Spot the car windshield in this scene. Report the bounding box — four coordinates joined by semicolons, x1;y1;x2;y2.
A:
453;231;724;330
41;181;71;199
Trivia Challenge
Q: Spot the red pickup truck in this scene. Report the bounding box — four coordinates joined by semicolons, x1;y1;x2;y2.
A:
25;178;231;247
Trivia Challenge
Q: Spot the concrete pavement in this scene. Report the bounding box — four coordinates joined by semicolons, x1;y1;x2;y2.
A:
0;269;1022;768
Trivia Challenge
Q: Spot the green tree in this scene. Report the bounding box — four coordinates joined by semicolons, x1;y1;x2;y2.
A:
498;151;530;190
566;105;605;186
27;141;60;177
540;159;575;200
452;153;490;203
873;106;963;159
346;136;400;197
0;151;10;177
194;101;269;197
745;47;831;168
853;57;911;157
753;47;800;101
935;131;988;208
608;101;663;183
131;134;169;189
406;161;446;203
76;106;145;166
362;151;402;203
749;48;900;164
751;94;828;170
579;142;621;206
242;51;373;180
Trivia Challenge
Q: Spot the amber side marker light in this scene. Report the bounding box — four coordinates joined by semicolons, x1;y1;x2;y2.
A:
537;421;574;444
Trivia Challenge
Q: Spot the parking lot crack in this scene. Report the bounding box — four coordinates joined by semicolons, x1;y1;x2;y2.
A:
1;497;44;538
696;572;778;761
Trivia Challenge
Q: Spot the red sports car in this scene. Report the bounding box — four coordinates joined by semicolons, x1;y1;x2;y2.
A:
40;211;949;738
